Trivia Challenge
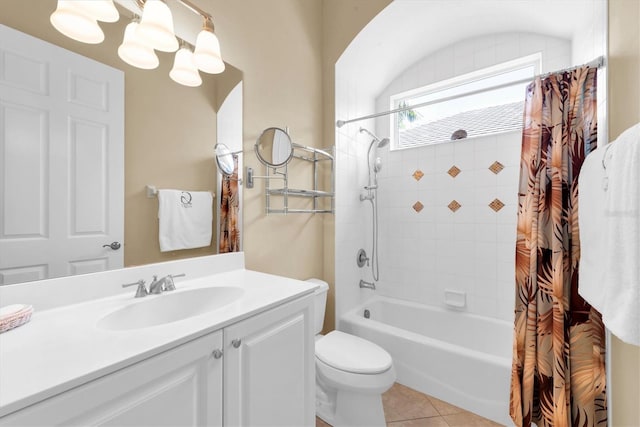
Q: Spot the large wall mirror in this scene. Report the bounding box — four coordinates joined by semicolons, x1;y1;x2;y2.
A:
0;0;243;285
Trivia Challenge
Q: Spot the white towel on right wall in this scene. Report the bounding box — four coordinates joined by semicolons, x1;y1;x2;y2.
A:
579;123;640;346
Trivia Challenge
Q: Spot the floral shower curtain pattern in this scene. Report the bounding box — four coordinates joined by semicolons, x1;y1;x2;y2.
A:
510;66;606;427
219;155;240;253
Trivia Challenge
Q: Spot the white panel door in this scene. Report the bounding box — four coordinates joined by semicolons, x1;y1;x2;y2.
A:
224;295;315;427
0;24;124;285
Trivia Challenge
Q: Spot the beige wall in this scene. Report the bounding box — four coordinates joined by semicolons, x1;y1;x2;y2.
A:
608;0;640;425
201;0;325;282
0;0;219;269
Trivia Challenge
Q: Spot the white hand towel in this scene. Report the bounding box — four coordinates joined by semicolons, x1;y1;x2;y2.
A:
158;189;213;252
600;123;640;346
578;144;608;313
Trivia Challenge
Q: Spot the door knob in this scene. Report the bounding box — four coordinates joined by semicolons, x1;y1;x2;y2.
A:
102;241;121;250
212;349;223;359
231;339;242;348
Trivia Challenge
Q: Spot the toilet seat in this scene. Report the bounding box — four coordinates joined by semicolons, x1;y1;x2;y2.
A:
315;331;392;374
316;356;396;394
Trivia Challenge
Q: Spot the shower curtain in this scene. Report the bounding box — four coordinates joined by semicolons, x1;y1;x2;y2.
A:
510;65;606;427
219;155;240;253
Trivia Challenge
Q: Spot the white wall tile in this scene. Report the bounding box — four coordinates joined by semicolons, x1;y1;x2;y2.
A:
496;283;516;322
453;222;476;242
434;48;454;81
497;261;515;284
475;222;498;242
495;39;520;63
454;53;475;76
474;46;497;70
497;222;517;243
519;34;546;57
417;57;436;88
468;294;499;319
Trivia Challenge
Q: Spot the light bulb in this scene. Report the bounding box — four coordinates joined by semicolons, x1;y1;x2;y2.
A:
170;47;202;87
118;21;159;70
193;28;225;74
136;0;178;52
50;0;104;44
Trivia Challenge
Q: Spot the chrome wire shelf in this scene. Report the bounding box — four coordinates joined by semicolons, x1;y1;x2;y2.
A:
267;188;334;197
265;144;335;215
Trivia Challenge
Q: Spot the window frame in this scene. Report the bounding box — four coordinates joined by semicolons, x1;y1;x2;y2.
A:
389;53;542;150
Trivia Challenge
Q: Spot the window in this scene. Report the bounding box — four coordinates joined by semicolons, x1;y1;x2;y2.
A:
390;54;541;150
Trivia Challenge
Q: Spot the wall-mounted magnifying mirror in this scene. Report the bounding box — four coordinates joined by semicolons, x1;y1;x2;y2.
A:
255;127;293;168
215;143;237;176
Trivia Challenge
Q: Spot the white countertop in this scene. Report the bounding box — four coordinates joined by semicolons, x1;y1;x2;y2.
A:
0;260;317;417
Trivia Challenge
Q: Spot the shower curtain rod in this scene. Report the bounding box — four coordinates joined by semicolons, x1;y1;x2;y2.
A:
335;55;605;128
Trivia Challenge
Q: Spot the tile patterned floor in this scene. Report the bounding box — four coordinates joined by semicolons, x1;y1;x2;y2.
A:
316;383;504;427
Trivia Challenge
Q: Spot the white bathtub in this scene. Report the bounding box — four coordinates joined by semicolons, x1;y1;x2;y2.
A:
340;296;513;426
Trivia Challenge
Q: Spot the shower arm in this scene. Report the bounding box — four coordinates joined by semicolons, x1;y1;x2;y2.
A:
360;127;383;143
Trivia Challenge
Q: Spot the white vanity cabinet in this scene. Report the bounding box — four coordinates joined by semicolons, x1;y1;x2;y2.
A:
0;294;314;427
224;293;315;426
0;331;224;426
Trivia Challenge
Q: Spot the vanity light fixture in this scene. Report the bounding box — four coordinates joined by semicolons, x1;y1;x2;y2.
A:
118;18;160;70
193;17;225;74
50;0;105;44
74;0;120;23
136;0;179;52
49;0;226;87
170;43;202;87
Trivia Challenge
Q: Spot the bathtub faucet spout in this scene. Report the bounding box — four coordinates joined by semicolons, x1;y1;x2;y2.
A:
359;279;376;290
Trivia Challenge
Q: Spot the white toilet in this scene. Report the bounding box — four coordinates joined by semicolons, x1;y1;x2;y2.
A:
307;279;395;427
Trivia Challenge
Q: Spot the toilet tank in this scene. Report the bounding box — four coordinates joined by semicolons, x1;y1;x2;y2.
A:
305;278;329;335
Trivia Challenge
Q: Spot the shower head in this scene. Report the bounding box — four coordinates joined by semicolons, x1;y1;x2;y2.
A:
359;127;389;148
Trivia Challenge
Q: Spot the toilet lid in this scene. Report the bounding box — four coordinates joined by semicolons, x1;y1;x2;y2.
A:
315;331;392;374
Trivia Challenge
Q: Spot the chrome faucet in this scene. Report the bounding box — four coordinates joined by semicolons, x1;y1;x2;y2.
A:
149;273;186;294
122;279;148;298
359;279;376;290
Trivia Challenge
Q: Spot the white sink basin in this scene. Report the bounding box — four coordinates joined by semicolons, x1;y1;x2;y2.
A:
97;286;244;331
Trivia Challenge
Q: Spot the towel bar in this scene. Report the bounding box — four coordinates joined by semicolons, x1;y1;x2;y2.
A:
146;185;158;198
146;185;215;199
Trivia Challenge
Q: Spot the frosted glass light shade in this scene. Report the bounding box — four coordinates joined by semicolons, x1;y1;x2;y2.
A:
136;0;178;52
75;0;119;23
193;29;225;74
50;0;104;44
118;22;159;70
170;48;202;87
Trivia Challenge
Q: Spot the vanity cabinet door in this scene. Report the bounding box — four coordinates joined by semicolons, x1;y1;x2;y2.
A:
0;330;224;427
223;294;315;427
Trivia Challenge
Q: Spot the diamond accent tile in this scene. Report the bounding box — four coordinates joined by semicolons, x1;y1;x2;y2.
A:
489;161;505;174
412;170;424;181
447;200;461;212
447;165;461;178
489;198;505;212
412;201;424;213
